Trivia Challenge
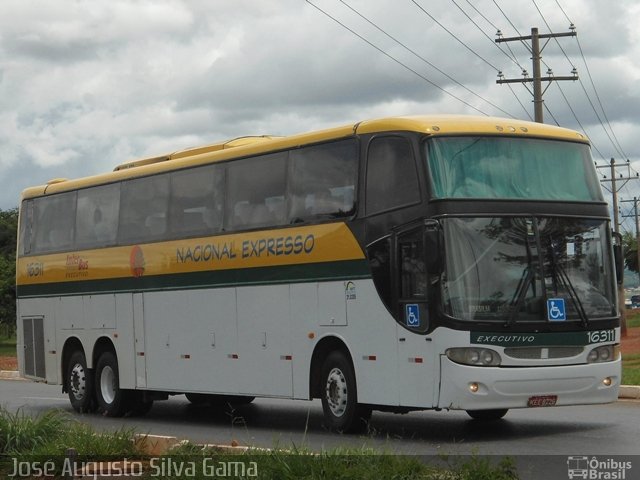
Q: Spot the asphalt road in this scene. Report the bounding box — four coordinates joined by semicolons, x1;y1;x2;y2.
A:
1;379;638;478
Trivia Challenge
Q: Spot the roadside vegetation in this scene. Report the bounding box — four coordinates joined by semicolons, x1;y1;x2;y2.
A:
0;409;140;472
0;409;518;479
0;331;16;357
622;310;640;385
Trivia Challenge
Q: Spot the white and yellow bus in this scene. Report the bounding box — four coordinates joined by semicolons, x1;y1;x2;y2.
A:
16;115;621;432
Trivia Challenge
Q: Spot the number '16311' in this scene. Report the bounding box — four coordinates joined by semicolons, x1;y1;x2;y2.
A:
588;329;615;344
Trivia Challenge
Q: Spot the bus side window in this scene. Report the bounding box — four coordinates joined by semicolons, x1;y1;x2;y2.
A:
225;152;287;231
32;192;76;253
118;174;170;244
19;200;33;256
289;139;358;222
76;183;120;248
366;137;420;216
367;237;393;312
169;165;223;237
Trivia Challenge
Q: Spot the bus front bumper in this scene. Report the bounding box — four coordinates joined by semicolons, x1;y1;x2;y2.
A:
438;357;621;411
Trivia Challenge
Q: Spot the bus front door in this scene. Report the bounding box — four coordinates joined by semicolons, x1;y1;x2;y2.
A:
395;227;438;408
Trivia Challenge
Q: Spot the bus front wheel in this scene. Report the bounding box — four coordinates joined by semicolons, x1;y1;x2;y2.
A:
95;351;130;417
67;351;96;413
320;351;371;433
466;409;508;420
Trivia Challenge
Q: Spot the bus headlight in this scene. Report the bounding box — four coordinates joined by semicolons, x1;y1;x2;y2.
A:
587;345;617;363
446;348;501;366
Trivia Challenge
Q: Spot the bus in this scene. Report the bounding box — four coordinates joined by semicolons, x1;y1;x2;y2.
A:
16;115;622;432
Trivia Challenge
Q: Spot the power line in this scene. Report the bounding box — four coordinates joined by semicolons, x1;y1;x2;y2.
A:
533;0;629;160
492;0;523;37
531;0;576;68
449;0;520;69
305;0;489;115
554;82;605;159
507;83;533;121
336;0;515;117
447;0;531;118
574;34;629;159
409;0;500;72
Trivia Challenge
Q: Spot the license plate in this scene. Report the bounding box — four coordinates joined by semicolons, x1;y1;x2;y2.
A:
527;395;558;407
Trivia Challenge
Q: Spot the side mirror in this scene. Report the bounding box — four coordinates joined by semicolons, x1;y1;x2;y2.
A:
424;220;443;275
612;231;623;285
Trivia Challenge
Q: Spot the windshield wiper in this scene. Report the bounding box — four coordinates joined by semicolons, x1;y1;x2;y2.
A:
505;266;535;328
505;220;538;328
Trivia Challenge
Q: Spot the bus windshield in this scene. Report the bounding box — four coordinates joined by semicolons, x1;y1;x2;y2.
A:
426;136;603;201
441;217;617;323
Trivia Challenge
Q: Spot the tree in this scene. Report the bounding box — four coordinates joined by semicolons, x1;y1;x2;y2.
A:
0;208;18;326
623;231;639;274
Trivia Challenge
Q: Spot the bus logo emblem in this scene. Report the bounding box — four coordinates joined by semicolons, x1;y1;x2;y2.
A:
405;304;420;327
547;298;566;321
130;246;145;278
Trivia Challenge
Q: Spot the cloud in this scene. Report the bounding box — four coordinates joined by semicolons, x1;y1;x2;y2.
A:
0;0;639;209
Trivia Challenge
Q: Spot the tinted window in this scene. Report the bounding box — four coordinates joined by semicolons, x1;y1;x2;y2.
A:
427;136;603;201
366;137;420;215
18;200;33;256
119;174;170;244
225;152;287;230
399;229;427;299
32;192;76;253
76;183;120;248
170;165;224;237
289;139;358;222
367;237;392;310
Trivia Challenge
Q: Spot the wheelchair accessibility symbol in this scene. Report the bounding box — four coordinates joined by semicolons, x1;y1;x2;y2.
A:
405;304;420;327
547;298;566;321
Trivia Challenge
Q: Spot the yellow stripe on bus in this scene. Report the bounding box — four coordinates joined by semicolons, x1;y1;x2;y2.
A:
17;222;365;286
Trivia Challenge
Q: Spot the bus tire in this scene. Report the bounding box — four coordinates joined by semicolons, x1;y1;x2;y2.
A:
466;409;508;421
95;351;131;417
320;351;371;433
66;351;97;413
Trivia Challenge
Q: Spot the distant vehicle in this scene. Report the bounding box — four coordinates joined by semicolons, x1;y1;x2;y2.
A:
631;295;640;308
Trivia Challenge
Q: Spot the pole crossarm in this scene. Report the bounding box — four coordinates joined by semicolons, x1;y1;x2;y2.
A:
497;76;577;84
496;31;576;43
495;27;577;123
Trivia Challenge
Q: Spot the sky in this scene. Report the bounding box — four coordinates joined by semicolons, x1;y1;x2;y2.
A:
1;0;639;227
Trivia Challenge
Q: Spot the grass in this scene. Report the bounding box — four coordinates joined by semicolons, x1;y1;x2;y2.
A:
0;334;16;357
166;443;519;480
0;408;520;479
622;353;640;385
625;310;640;329
0;408;140;457
0;408;142;476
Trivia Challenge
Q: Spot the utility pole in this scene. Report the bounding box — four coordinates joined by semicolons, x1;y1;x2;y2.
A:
598;158;639;337
496;27;578;123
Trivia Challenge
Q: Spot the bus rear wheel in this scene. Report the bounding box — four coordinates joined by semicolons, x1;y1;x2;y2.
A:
466;409;509;420
95;351;131;417
67;351;96;413
320;351;371;433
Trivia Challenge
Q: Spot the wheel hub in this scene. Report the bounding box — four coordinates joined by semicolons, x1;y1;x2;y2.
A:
325;367;348;417
70;364;86;400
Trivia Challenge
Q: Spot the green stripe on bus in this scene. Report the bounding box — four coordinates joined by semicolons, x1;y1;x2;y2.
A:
16;259;371;298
